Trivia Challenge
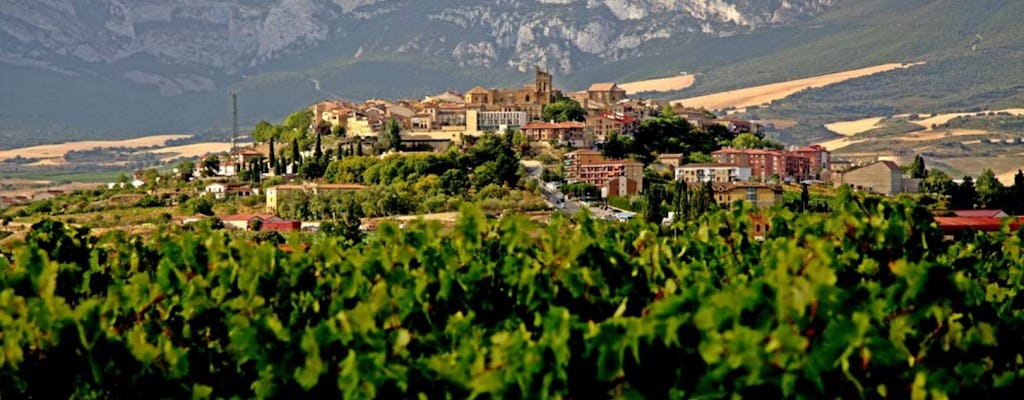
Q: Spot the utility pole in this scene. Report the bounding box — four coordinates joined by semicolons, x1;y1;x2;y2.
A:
230;91;239;152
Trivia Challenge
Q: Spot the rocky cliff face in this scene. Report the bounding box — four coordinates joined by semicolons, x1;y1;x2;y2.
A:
1;0;834;96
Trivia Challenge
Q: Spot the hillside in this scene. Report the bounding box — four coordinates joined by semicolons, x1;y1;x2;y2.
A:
2;0;1024;149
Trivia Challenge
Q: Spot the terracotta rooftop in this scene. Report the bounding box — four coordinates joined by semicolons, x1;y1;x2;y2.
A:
220;214;276;222
568;149;601;155
588;83;623;92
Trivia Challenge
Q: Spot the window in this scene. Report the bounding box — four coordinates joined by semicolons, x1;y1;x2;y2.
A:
746;188;758;202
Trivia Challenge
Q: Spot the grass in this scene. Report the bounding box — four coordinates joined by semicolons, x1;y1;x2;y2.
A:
1;170;126;184
929;156;1024;179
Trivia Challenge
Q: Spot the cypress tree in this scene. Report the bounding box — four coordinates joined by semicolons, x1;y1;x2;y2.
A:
268;137;276;168
356;139;363;156
291;137;302;168
672;179;688;221
314;133;323;160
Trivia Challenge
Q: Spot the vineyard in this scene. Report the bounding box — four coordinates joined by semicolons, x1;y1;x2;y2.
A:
1;188;1023;398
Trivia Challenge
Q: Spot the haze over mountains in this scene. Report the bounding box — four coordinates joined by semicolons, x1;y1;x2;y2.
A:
2;0;1022;148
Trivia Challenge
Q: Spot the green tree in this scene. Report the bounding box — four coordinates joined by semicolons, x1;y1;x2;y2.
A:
731;132;782;150
322;195;364;244
300;157;327;181
920;170;955;197
268;138;276;170
440;169;470;196
644;184;665;224
380;118;402;151
283;109;313;133
331;124;346;137
356;138;364;156
632;114;694;163
671;180;688;221
291;137;302;169
975;169;1005;209
542;98;585;122
252;120;279;143
176;160;195;180
950;176;978;209
314;132;323;160
909;155;928;179
602;131;631;160
181;196;214;216
201;157;220;177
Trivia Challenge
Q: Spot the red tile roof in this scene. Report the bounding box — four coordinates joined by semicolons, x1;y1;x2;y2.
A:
588;83;623;91
220;214;276;222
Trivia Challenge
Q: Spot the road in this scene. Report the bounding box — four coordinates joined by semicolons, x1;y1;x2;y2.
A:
520;160;583;214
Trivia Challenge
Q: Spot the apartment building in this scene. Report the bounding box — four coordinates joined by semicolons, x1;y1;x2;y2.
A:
587;112;638;142
675;163;752;183
523;121;588;148
712;147;819;182
712;182;784;209
565;149;644;196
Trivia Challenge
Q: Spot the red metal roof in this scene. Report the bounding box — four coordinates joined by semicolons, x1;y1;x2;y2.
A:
934;217;1024;234
950;210;1007;218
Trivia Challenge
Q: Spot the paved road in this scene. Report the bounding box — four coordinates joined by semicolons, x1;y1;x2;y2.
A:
520;160;582;214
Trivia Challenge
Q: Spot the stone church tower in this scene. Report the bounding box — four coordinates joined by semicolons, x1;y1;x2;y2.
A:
534;66;553;105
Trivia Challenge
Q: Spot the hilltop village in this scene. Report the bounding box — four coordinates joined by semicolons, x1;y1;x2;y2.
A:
4;69;1022;245
202;68;836;209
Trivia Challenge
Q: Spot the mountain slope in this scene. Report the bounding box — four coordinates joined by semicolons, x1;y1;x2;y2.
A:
0;0;838;148
2;0;1023;149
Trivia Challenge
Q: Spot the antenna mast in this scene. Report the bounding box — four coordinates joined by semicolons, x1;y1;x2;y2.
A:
231;91;239;151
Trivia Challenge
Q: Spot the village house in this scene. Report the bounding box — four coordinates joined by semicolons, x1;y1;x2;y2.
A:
587;112;639;142
839;161;919;196
266;183;367;213
523;121;588;148
565;149;644;196
423;90;465;104
712;182;784;209
676;163;752;183
204;182;257;200
220;214;275;231
655;154;688;171
717;117;764;135
586;83;627;105
467;110;527;132
609;99;664;121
